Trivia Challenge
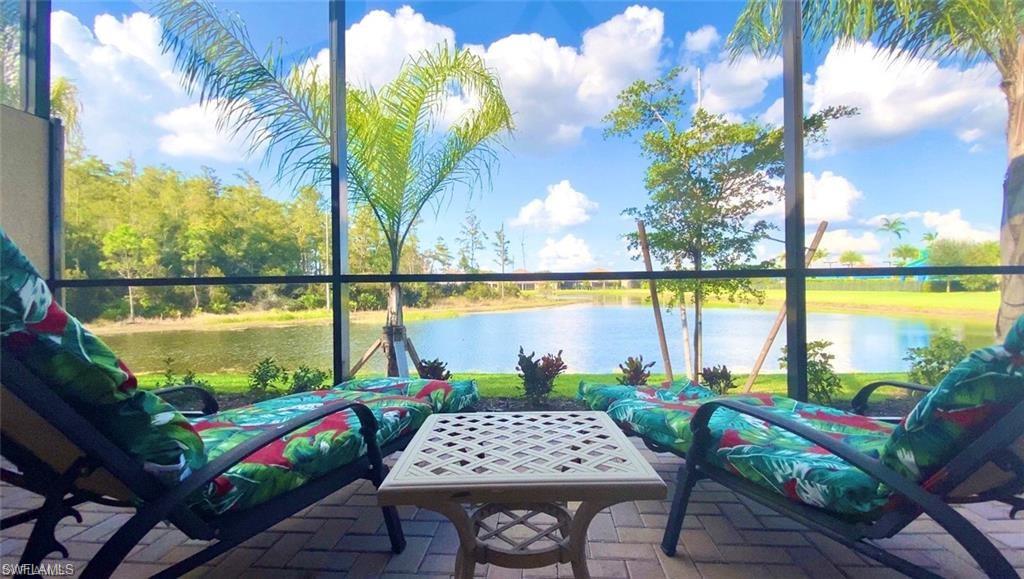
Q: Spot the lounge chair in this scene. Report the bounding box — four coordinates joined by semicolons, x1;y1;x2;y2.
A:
579;321;1024;578
0;229;478;577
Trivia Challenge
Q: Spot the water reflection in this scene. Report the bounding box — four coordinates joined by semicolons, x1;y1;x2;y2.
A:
103;303;995;375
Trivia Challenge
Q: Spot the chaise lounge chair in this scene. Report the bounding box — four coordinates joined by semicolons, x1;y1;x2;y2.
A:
0;230;478;577
579;322;1024;578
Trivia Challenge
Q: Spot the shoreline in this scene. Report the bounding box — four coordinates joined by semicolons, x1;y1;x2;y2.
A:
89;289;998;336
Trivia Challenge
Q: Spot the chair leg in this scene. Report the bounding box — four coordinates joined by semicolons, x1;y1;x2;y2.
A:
382;505;406;554
661;460;698;557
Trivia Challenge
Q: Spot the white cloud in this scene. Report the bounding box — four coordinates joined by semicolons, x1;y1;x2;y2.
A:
758;171;863;223
537;234;595;271
921;210;998;242
761;97;784;126
154;102;247;162
684;25;719;54
819;230;882;258
511;180;598;229
345;6;455;89
865;209;998;242
699;53;782;115
806;41;1006;153
468;6;664;147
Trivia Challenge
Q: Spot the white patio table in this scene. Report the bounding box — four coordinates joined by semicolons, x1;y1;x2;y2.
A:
377;411;666;578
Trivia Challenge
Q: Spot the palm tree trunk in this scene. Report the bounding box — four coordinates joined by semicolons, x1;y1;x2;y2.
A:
997;40;1024;339
384;281;405;376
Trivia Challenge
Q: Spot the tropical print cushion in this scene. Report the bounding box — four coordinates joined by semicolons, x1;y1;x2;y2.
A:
336;376;479;413
607;393;895;516
578;380;713;411
881;316;1024;487
190;388;432;515
0;229;205;480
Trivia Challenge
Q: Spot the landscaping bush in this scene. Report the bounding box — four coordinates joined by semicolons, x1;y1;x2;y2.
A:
351;285;387;311
904;329;968;386
417;358;452;380
780;340;842;405
464;282;498;301
700;365;736;395
617;355;655;385
517;348;567;407
290;366;330;393
247;357;289;400
157;357;214;393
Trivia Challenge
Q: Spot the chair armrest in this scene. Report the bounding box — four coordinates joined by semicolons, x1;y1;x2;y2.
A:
851;380;931;416
150;401;381;518
152;385;219;416
689;399;949;517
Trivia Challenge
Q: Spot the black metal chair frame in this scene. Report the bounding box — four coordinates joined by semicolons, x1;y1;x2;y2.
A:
635;381;1024;579
0;352;413;578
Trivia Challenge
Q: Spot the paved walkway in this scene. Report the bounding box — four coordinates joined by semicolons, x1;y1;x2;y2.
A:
1;445;1022;578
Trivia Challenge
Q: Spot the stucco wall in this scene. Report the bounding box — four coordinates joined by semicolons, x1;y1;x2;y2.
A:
0;105;52;275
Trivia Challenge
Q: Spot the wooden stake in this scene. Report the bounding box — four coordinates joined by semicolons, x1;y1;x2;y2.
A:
637;221;673;383
349;338;383;377
743;221;828;392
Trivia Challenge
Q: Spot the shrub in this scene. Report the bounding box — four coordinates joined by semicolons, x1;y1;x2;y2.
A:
417;358;452;381
351;286;386;311
779;340;843;405
700;365;736;395
157;356;214;393
516;347;567;407
247;357;289;400
290;366;330;394
904;329;968;386
617;355;655;385
464;283;498;301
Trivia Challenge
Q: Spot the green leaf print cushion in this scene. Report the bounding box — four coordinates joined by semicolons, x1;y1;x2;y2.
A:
336;376;479;413
880;316;1024;485
1;229;205;481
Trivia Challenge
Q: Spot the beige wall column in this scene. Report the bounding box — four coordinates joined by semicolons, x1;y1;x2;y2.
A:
0;105;54;275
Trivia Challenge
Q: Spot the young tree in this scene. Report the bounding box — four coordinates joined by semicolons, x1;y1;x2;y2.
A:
839;250;865;267
605;68;851;376
100;224;159;321
425;237;453;273
492;224;513;297
457;213;488;273
729;0;1023;337
892;243;921;266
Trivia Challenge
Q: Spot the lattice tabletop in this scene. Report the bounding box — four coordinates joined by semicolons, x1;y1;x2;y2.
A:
378;412;666;578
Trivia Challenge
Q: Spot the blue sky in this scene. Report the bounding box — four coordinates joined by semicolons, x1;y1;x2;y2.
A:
51;0;1008;272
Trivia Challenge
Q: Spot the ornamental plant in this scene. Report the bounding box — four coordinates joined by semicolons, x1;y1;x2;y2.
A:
779;341;843;405
289;366;330;394
418;358;453;381
700;365;736;395
617;355;655;386
516;347;567;407
904;329;968;386
247;357;289;401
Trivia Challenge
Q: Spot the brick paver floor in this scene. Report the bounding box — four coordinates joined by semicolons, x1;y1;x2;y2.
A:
2;444;1022;578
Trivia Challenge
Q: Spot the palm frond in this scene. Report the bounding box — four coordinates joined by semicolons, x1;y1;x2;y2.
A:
155;0;330;187
727;0;1020;69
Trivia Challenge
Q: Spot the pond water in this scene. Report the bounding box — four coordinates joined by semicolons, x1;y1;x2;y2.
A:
102;302;996;375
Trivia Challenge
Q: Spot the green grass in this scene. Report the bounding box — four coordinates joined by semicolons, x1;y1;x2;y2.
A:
139;371;910;402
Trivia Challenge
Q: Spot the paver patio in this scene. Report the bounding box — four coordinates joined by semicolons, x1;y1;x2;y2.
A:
1;442;1021;578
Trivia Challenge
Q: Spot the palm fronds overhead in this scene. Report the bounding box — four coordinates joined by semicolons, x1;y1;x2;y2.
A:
156;0;330;187
728;0;1021;70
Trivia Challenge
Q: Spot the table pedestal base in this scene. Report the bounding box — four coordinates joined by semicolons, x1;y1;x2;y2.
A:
430;501;613;579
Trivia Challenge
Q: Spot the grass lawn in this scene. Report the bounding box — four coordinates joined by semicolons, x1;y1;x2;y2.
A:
139;370;911;404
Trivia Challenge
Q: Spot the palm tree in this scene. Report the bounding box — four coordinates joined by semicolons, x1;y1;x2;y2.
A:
892;243;921;266
156;0;513;376
877;216;909;264
729;0;1022;338
50;77;84;157
922;231;939;246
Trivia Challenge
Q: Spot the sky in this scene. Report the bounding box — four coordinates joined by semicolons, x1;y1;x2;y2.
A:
50;0;1009;272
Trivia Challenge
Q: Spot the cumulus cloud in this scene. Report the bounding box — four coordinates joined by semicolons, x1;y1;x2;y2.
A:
683;25;719;53
698;53;782;115
345;6;454;89
537;234;595;271
155;102;248;162
819;230;882;259
865;209;998;242
758;171;864;223
806;41;1005;154
511;180;598;229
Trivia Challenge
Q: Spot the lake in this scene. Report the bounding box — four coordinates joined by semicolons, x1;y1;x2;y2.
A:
101;303;996;376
